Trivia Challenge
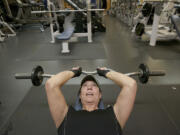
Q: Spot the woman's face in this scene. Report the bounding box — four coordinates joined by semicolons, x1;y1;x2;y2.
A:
80;81;102;106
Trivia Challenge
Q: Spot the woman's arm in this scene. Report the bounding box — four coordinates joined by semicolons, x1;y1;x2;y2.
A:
45;67;81;128
106;71;137;129
97;68;137;129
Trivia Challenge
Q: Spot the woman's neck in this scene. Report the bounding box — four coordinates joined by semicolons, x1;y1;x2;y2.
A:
82;104;98;112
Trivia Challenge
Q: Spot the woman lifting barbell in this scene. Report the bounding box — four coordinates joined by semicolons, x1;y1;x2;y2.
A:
14;64;165;135
45;67;137;135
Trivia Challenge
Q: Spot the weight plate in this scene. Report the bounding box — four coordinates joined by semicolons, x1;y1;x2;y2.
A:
142;3;152;17
138;64;149;84
31;66;44;86
135;23;145;36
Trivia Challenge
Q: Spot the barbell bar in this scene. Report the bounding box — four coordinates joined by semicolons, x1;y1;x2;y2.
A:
15;64;165;86
31;9;105;14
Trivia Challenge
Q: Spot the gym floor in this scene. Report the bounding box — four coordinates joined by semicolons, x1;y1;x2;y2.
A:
0;16;180;135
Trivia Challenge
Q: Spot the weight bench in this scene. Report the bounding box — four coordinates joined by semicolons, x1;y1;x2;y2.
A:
171;15;180;38
55;26;75;53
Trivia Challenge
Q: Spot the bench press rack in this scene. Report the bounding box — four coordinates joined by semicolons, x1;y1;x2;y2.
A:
31;0;104;53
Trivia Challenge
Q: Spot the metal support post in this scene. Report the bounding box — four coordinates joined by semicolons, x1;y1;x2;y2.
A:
149;3;162;46
87;0;92;43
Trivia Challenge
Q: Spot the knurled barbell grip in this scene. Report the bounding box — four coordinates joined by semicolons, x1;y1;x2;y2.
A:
15;73;32;79
42;71;98;77
41;74;54;78
124;72;140;77
82;71;97;75
42;71;144;77
42;71;99;77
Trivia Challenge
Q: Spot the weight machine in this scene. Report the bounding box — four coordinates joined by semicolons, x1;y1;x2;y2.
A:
32;0;105;53
133;0;180;46
1;0;49;32
0;16;16;42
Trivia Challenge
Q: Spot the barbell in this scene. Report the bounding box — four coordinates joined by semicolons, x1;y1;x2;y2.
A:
31;9;105;14
14;64;165;86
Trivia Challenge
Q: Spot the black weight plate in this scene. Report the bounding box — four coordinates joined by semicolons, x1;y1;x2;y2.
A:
138;64;149;84
53;24;57;32
135;23;145;36
142;3;152;17
31;66;44;86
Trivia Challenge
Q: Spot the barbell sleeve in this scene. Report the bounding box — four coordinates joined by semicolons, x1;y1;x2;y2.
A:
15;73;32;79
149;71;166;76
